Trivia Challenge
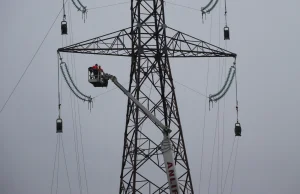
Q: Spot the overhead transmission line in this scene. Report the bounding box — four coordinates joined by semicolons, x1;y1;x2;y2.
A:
230;138;239;194
174;80;207;98
87;1;130;10
208;3;224;192
198;8;214;194
61;135;73;194
70;0;87;21
165;1;201;12
71;0;81;11
69;2;90;192
58;5;84;194
50;134;72;194
198;0;238;193
221;138;236;194
217;3;223;193
201;0;220;15
51;135;59;194
60;2;90;193
91;79;208;100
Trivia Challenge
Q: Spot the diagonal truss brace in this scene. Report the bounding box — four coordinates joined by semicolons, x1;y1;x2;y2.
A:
57;26;237;58
165;27;236;58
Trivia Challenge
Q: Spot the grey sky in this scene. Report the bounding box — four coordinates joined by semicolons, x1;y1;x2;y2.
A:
1;0;300;194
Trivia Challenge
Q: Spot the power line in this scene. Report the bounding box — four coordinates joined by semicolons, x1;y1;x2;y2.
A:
198;10;214;194
56;134;61;194
67;3;89;193
86;1;201;12
221;55;227;194
217;3;222;193
87;1;130;10
51;135;59;194
198;60;210;194
165;1;201;12
208;103;220;194
222;138;236;194
221;20;229;194
60;11;83;192
93;86;120;99
61;135;73;194
0;1;68;115
230;138;239;194
64;35;84;194
174;80;207;98
92;79;207;101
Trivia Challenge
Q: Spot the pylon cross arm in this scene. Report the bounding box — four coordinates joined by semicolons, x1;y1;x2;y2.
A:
57;27;236;59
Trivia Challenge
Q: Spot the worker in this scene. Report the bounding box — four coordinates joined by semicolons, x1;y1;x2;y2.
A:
92;64;98;70
88;66;93;74
98;65;104;74
92;64;99;78
98;65;105;83
88;66;94;79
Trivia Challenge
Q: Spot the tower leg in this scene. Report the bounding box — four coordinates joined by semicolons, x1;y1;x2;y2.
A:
118;1;194;193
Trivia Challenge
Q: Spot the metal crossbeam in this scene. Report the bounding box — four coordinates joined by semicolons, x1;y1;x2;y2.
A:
57;27;236;59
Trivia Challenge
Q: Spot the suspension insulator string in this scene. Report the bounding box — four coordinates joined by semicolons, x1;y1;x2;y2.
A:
63;0;66;21
233;58;242;137
234;58;239;122
58;54;62;119
224;0;228;26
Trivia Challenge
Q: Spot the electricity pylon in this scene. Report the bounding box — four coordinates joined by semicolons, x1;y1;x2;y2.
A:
58;1;236;193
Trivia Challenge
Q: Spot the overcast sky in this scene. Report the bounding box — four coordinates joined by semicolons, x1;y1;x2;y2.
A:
1;0;300;194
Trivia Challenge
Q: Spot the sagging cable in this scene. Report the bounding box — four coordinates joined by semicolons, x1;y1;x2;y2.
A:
205;0;219;13
201;0;220;21
59;62;93;110
60;63;87;102
210;66;234;99
209;61;236;109
77;0;87;11
62;62;91;100
213;69;235;102
71;0;81;11
77;0;87;22
201;0;214;11
71;0;87;22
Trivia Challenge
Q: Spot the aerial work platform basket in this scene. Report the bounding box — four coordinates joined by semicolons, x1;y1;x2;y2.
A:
88;69;109;87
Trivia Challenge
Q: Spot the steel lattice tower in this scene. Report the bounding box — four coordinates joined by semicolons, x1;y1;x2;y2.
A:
58;1;236;193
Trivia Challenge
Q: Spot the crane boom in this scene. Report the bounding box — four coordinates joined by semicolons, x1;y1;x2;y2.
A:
107;74;181;194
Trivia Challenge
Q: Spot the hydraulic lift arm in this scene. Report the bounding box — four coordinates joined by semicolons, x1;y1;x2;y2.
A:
107;74;181;194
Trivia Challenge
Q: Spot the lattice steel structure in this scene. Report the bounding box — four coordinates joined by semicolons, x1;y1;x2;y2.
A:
58;1;236;194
